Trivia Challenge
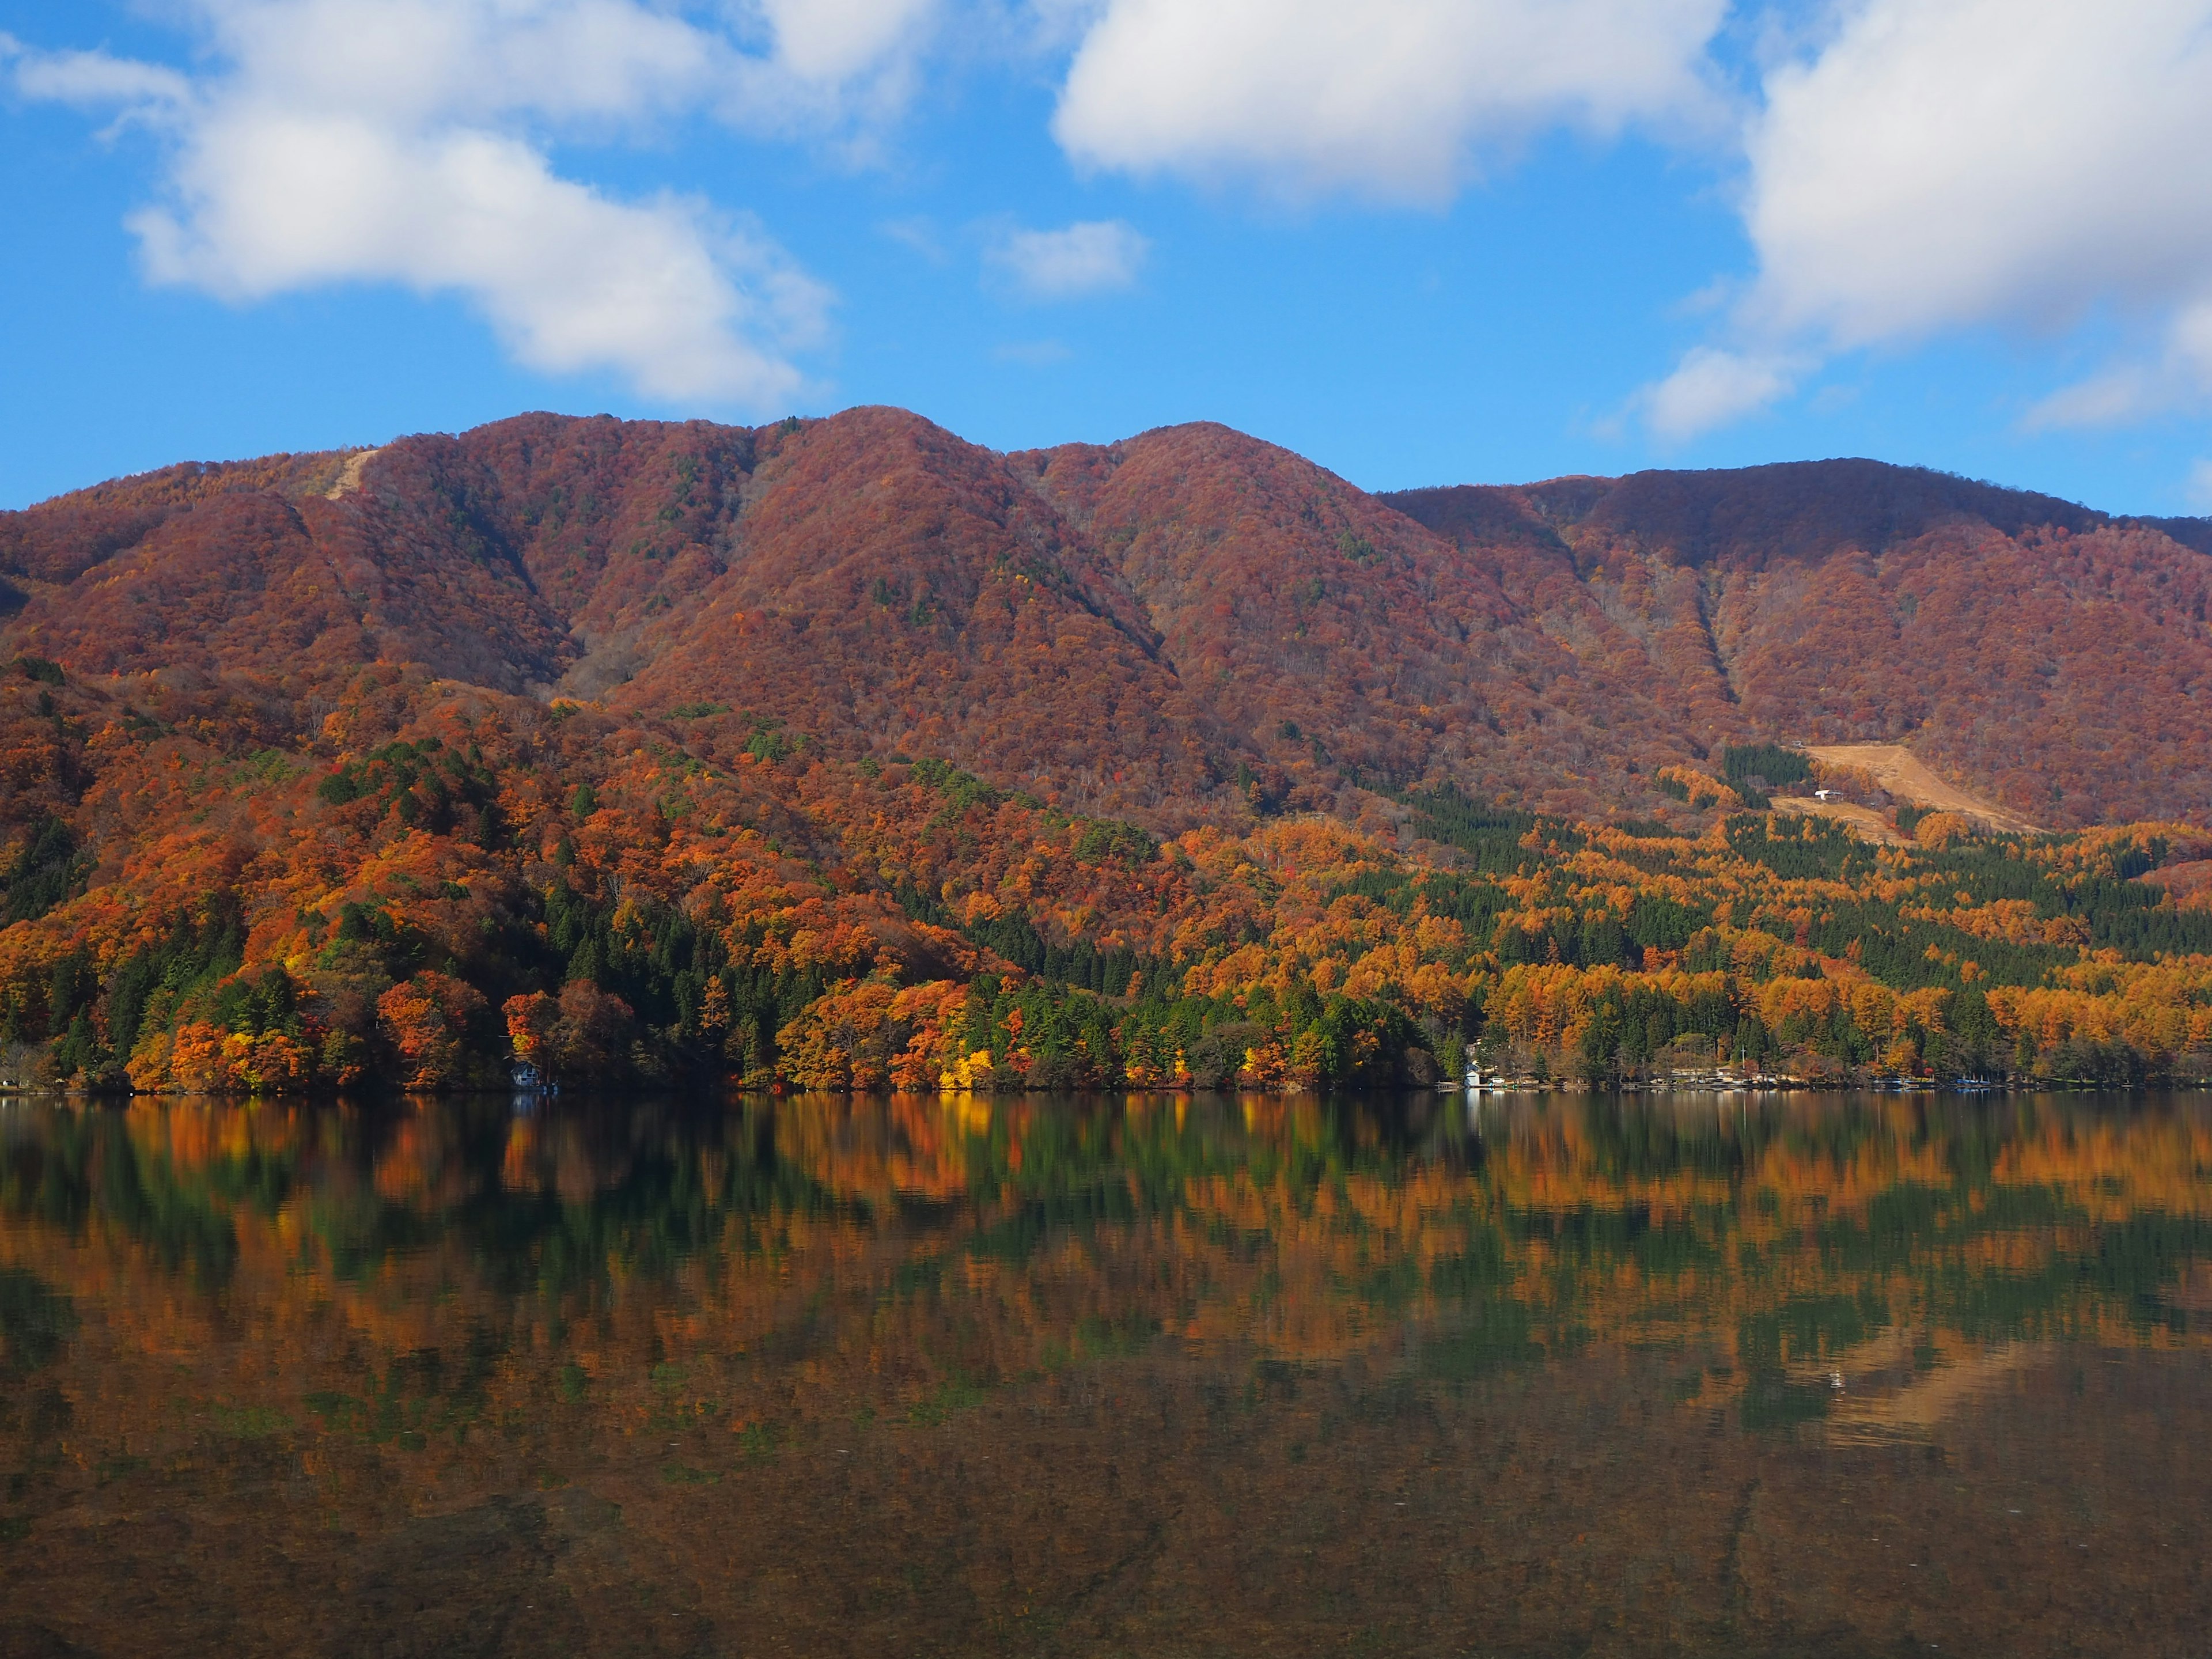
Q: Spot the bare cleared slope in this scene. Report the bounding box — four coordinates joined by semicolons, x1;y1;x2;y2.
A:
1802;744;2042;834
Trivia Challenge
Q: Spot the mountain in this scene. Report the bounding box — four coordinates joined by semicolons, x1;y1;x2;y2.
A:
1385;461;2212;828
8;410;2211;832
5;407;2212;1098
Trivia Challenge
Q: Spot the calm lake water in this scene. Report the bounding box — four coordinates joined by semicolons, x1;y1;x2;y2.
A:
2;1090;2209;1657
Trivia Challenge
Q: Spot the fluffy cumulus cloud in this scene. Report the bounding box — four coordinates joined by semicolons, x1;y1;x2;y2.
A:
1646;0;2212;437
988;220;1150;298
0;1;944;406
1050;0;1728;203
752;0;938;93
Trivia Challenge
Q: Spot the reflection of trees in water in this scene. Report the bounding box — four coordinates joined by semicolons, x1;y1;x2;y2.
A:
0;1265;74;1377
2;1092;2210;1656
3;1092;2207;1388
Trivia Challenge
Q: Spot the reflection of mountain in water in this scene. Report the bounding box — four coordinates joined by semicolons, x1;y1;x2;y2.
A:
2;1092;2210;1656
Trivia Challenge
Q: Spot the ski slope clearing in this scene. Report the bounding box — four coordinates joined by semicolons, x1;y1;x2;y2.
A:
1769;794;1910;846
1804;745;2043;835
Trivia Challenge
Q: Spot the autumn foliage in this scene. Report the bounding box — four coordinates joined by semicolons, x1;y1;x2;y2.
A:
3;411;2212;1094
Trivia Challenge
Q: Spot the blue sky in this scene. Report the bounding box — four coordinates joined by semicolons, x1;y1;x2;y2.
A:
4;0;2211;516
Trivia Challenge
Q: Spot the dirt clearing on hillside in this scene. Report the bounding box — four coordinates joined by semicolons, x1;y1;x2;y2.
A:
1802;744;2043;835
326;446;384;499
1769;796;1910;846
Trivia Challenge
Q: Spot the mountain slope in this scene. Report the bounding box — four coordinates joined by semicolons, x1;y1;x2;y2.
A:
606;408;1227;820
9;414;2212;1097
1020;423;1719;818
7;417;2212;833
1387;462;2212;827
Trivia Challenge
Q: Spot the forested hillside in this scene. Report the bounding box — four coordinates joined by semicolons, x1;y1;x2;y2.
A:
3;409;2212;1094
1387;461;2212;827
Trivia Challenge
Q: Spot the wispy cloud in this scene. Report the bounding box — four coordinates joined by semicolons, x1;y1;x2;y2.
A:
881;214;949;263
2024;365;2166;432
0;32;192;113
2189;459;2212;512
1637;347;1804;442
992;338;1073;366
988;219;1149;299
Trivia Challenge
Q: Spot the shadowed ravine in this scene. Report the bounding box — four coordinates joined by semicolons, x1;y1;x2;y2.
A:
3;1090;2209;1656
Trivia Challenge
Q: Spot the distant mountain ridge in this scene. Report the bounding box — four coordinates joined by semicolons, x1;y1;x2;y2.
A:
5;411;2210;833
1385;457;2212;829
1387;457;2117;563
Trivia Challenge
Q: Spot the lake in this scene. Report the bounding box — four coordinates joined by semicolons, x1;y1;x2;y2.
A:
3;1090;2208;1657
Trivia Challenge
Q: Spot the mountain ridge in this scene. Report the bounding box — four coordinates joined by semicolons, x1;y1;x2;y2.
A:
7;410;2211;832
9;406;2212;1097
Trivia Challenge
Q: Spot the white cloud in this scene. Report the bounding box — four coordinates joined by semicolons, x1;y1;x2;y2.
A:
881;214;949;263
2024;365;2165;433
2171;298;2212;415
749;0;937;91
1639;347;1803;442
1743;0;2212;347
2190;459;2212;512
0;35;192;112
133;119;828;402
0;0;946;407
1652;0;2212;437
1050;0;1728;203
989;219;1149;298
